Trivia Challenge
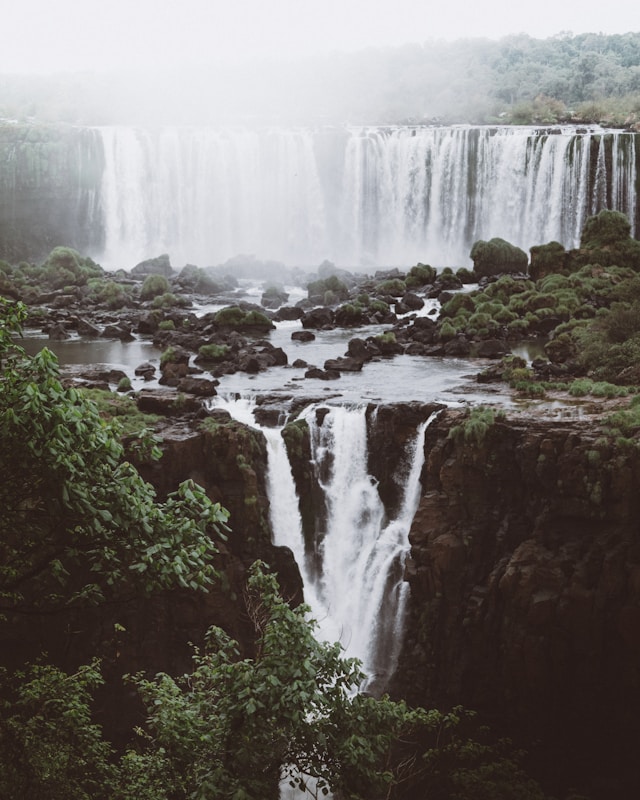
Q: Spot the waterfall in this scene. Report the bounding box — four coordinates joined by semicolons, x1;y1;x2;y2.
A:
1;123;638;268
91;125;639;270
212;397;432;691
210;398;433;799
301;406;432;691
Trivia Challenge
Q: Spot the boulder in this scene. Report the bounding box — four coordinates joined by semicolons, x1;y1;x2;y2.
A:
292;330;315;342
131;254;173;277
77;318;101;337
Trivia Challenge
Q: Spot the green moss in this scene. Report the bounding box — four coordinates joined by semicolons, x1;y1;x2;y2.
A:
141;273;170;300
160;346;177;366
198;343;231;361
448;406;505;447
80;388;161;437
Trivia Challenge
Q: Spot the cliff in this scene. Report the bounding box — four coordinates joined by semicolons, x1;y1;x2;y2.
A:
0;124;103;262
394;407;640;798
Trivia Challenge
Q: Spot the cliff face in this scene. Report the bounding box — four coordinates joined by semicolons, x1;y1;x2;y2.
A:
0;124;102;262
395;408;640;798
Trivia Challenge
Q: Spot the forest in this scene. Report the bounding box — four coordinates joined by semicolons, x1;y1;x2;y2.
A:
1;31;640;127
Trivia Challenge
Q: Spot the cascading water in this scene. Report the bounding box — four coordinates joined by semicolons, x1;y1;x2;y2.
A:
90;125;638;269
301;405;432;691
209;397;434;799
212;396;432;691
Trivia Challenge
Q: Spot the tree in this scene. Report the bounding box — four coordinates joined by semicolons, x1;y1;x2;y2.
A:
0;297;229;616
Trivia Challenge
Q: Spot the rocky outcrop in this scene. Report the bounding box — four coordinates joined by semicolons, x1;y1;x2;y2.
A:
394;408;640;799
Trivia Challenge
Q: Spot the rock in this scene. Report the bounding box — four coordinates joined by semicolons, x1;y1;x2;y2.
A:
301;307;334;329
48;322;70;340
475;338;509;359
101;323;134;341
347;337;374;362
396;292;425;314
136;389;201;415
305;367;340;380
77;318;101;337
131;254;173;277
442;335;471;356
393;409;640;799
274;306;304;322
137;311;162;334
134;361;157;380
292;330;315;342
176;376;218;397
324;356;364;372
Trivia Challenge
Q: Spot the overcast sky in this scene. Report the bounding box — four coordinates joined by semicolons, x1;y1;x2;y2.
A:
2;0;638;74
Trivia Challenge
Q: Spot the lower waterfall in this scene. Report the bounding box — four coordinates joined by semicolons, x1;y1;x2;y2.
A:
211;398;437;799
212;397;432;689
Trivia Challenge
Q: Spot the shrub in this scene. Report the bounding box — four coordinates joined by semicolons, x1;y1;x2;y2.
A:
406;263;437;288
152;292;188;309
376;278;407;297
529;241;566;281
580;210;631;248
448;406;505;446
469;237;528;279
141;274;170;300
197;343;231;362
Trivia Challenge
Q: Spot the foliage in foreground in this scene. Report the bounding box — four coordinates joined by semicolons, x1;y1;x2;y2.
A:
0;298;229;615
0;564;548;800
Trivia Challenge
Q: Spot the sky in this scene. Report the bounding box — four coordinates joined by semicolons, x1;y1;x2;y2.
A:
1;0;638;74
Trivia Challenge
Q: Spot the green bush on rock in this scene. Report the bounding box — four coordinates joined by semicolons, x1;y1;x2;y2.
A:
470;237;528;279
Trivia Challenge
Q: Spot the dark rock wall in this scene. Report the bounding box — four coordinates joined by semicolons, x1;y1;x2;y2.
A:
394;408;640;797
0;124;103;262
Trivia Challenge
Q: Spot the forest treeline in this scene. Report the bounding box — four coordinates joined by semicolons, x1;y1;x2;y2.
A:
1;31;640;127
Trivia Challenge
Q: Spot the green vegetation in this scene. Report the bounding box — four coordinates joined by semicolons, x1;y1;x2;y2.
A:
214;305;274;331
470;238;529;279
151;291;189;310
448;406;506;447
0;298;228;613
375;278;407;297
196;343;231;362
307;274;350;305
80;387;161;438
3;32;640;126
140;273;170;300
406;263;437;289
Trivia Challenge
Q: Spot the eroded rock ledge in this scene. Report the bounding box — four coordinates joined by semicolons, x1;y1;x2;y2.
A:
393;408;640;799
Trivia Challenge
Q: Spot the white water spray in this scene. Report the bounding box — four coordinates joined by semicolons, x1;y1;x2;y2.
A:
94;125;639;269
212;396;433;689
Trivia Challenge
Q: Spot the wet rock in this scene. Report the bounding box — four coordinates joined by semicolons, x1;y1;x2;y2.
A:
134;361;157;380
292;330;315;342
131;253;173;277
101;323;134;341
176;376;218;397
274;306;304;322
48;322;70;340
136;389;201;415
305;367;340;380
475;338;509;359
301;307;334;329
77;318;101;337
324;356;364;372
395;292;425;314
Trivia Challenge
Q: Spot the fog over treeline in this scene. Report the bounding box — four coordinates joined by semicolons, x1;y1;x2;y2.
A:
2;31;640;128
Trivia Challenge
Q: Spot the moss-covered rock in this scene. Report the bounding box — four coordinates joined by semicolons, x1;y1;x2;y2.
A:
470;237;529;278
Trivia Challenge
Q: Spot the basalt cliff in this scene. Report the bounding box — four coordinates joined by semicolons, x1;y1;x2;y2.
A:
391;406;640;799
